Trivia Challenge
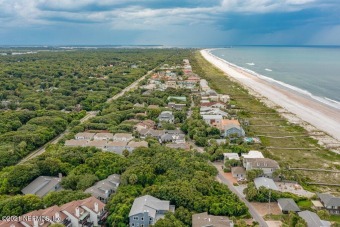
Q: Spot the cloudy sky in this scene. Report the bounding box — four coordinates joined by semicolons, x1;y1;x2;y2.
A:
0;0;339;46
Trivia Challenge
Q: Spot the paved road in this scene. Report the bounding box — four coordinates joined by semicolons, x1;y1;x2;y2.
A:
212;162;268;227
19;69;154;164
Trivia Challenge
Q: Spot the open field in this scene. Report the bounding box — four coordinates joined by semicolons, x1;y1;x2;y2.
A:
191;51;340;193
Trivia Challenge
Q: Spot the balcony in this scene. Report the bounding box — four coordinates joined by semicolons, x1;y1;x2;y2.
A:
83;221;94;227
62;219;72;227
98;210;108;225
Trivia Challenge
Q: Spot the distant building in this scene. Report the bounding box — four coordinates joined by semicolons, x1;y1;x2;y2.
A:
298;211;331;227
93;133;114;141
223;153;240;163
113;133;134;142
129;195;175;227
242;150;264;159
158;111;175;123
105;141;127;155
166;96;187;102
86;140;107;150
202;115;222;127
126;141;148;152
166;143;190;151
75;132;95;140
85;174;120;203
167;102;186;110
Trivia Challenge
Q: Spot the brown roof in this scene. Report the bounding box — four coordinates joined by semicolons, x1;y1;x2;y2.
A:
65;139;88;146
86;140;107;147
0;221;25;227
107;141;127;147
60;196;105;218
231;167;246;175
127;141;148;148
113;133;133;139
221;119;240;127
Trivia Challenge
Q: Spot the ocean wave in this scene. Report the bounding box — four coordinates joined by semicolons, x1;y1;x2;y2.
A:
265;68;272;72
246;62;255;66
207;50;340;110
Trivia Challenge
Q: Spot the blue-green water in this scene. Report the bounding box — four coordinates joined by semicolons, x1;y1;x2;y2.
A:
211;47;340;109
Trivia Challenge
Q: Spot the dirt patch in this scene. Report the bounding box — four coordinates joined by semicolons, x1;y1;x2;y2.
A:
250;202;281;216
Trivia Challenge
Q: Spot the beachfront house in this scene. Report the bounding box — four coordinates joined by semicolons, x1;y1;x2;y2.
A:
254;177;278;191
317;193;340;215
192;212;233;227
298;211;331;227
243;158;280;178
202;115;222;127
278;198;301;214
220;119;245;138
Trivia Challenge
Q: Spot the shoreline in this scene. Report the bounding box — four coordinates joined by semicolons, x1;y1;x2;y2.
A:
200;49;340;152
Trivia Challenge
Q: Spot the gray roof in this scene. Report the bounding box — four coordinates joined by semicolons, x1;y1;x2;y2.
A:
192;212;232;227
246;158;280;169
129;195;172;218
21;176;62;197
85;174;120;201
278;198;300;212
254;177;278;191
317;193;340;207
298;211;331;227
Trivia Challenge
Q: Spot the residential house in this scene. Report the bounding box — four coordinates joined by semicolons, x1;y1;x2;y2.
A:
85;174;120;203
202;115;222;127
140;84;156;90
200;102;226;109
231;167;246;179
219;94;230;103
113;133;134;142
254;177;278;191
106;141;127;155
167;96;187;102
75;132;95;140
278;198;301;214
223;153;240;163
65;139;88;147
167;102;186;110
165;80;177;89
158;111;175;123
200;108;228;117
159;133;185;144
129;195;175;227
134;120;156;132
192;212;233;227
21;176;62;198
60;197;107;227
317;193;340;215
94;133;114;141
138;129;165;139
243;158;280;177
86;140;107;150
219;119;245;138
126;141;148;152
200;79;210;91
298;211;331;227
166;143;190;151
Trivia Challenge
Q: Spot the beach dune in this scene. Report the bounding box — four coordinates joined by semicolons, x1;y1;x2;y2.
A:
201;49;340;143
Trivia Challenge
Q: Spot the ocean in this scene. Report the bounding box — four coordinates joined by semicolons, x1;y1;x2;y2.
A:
210;46;340;109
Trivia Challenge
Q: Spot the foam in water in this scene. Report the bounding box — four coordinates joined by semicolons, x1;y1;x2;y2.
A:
207;49;340;110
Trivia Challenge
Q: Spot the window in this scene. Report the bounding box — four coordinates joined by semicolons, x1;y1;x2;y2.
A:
141;217;144;221
133;216;139;220
131;224;134;227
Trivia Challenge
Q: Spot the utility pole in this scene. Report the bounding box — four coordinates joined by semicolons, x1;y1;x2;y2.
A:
268;190;271;214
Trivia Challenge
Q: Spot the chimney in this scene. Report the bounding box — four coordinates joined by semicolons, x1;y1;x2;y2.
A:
33;218;38;227
58;173;63;179
94;202;99;213
55;212;60;221
75;207;80;217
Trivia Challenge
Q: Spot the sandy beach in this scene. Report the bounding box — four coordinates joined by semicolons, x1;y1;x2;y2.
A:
201;49;340;149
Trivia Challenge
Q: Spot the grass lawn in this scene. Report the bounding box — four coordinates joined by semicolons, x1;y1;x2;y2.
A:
329;215;340;223
297;200;312;209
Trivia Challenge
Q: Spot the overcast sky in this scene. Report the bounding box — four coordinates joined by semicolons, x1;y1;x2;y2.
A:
0;0;339;46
